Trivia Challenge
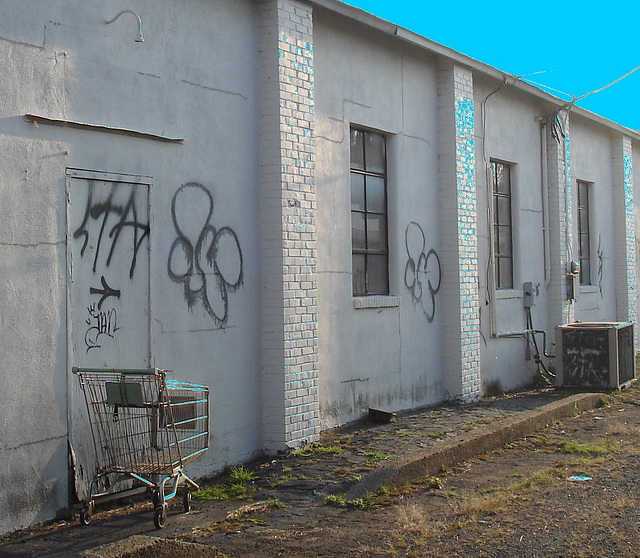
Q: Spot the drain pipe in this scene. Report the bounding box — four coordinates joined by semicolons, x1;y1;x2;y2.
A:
540;119;551;286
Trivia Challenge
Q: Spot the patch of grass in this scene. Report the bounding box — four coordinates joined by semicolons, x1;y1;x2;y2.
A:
508;467;562;492
362;450;394;463
455;492;509;519
396;429;419;437
267;473;310;487
325;490;387;510
315;445;343;455
426;476;444;490
264;497;286;509
475;417;496;425
194;464;258;501
557;438;619;455
291;442;344;457
194;482;255;501
427;431;447;439
325;493;347;507
227;465;257;483
531;436;552;448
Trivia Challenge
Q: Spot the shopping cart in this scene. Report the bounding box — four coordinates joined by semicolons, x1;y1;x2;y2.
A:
71;367;209;528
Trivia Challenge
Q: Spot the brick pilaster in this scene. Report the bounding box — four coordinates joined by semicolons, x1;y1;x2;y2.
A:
259;0;319;451
544;112;574;327
613;136;637;337
437;63;481;401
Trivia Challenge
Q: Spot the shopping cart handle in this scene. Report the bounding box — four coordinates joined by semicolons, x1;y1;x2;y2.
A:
72;367;162;375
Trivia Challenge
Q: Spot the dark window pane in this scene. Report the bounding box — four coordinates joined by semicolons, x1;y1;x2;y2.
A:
580;258;591;285
498;257;513;289
366;213;387;251
367;254;389;294
351;173;365;211
580;212;590;239
365;133;386;174
352;254;366;295
493;162;509;194
497;225;512;256
578;182;589;206
579;232;590;258
496;196;511;226
351;212;366;250
366;176;386;213
350;129;365;170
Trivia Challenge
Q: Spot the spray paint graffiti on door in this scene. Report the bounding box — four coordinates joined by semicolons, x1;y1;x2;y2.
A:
67;169;151;499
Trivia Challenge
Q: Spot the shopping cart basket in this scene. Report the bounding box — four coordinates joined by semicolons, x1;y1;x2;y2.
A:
72;367;209;528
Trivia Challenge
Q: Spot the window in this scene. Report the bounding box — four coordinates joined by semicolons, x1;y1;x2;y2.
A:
350;128;388;295
577;180;591;285
491;160;513;289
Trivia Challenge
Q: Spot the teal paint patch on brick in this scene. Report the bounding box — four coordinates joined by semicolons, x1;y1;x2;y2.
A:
623;153;637;323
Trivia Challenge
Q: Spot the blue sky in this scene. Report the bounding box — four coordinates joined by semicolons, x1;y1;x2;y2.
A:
342;1;640;131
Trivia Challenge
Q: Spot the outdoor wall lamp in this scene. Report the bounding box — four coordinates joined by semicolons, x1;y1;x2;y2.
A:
106;9;144;42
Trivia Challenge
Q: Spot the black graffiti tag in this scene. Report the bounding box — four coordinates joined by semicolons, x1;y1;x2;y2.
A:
85;304;119;353
89;276;121;310
167;183;243;325
404;221;442;322
73;181;149;279
597;234;604;298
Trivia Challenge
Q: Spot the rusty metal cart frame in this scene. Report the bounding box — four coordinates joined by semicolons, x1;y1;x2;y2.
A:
72;367;209;528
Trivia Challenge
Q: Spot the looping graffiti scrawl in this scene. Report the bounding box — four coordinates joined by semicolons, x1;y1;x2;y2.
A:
404;221;442;322
168;183;244;325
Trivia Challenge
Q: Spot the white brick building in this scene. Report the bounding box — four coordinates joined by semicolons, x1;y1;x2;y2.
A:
0;0;638;534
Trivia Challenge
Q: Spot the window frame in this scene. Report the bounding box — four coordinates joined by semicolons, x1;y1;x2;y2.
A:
576;180;592;286
490;159;514;290
350;127;389;296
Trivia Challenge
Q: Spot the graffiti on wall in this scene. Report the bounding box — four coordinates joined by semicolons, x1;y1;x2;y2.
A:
404;221;441;322
597;234;604;298
73;182;150;279
168;183;243;326
85;304;119;352
72;180;150;355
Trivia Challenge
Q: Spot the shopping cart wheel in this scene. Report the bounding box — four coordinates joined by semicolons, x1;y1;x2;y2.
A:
80;505;92;526
153;505;167;529
183;491;192;513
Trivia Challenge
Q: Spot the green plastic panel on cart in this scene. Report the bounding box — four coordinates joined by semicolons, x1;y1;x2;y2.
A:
105;381;145;407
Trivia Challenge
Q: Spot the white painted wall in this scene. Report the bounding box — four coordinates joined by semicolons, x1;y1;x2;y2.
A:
314;11;444;428
474;77;551;392
0;0;263;533
569;115;618;322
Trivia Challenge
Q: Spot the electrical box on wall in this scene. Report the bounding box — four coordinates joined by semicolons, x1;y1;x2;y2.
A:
555;322;635;389
523;282;535;308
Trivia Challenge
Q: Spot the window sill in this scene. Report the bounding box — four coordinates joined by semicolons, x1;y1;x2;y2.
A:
353;296;401;309
494;289;523;300
579;285;599;295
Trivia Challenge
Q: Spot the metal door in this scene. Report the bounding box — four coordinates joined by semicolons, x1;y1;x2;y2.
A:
66;169;151;499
